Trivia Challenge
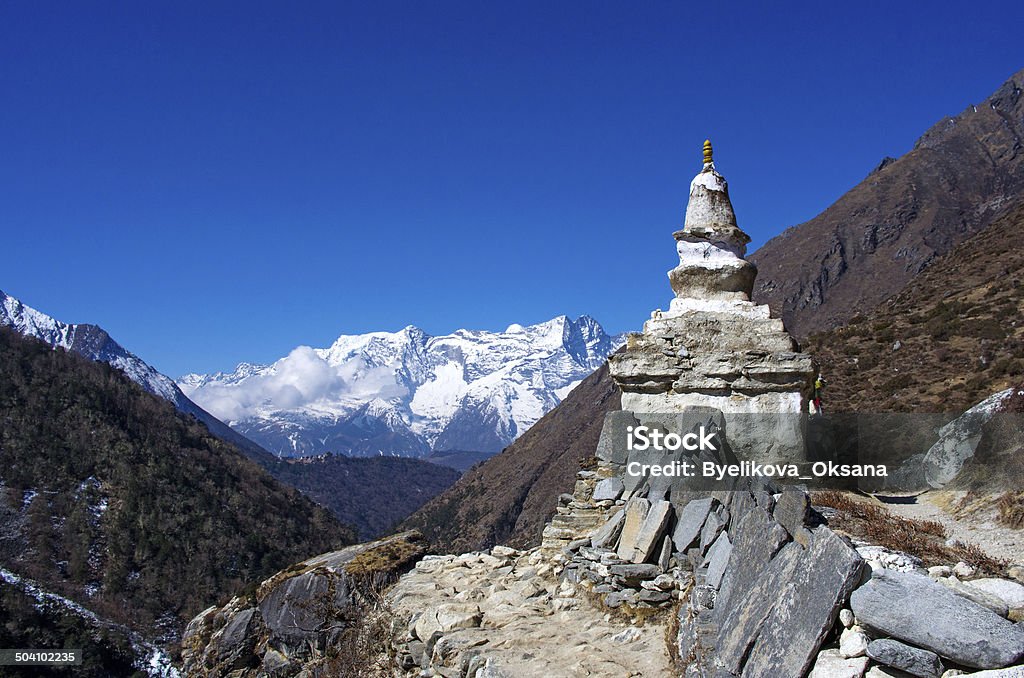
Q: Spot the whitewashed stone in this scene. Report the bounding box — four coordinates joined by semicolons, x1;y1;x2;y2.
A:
953;561;977;578
967;578;1024;610
809;648;869;678
839;626;869;658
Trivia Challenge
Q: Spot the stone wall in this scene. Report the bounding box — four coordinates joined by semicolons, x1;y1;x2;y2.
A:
548;407;1024;677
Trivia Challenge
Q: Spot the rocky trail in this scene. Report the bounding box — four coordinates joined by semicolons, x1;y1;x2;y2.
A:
388;548;673;677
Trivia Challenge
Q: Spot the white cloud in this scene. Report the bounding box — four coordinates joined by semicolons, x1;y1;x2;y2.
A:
189;346;407;423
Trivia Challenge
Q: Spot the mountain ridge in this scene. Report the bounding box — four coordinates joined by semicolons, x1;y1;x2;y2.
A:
180;314;624;459
0;289;276;464
751;67;1024;338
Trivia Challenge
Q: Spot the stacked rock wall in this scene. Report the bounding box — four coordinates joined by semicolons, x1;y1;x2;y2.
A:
552;410;1024;676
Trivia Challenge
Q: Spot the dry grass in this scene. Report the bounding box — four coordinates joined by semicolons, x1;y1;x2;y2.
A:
346;531;427;578
997;492;1024;529
812;490;1008;576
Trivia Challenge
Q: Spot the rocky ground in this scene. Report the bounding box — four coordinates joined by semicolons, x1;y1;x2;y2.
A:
387;547;673;677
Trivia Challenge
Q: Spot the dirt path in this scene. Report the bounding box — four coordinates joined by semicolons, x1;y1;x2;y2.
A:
876;491;1024;565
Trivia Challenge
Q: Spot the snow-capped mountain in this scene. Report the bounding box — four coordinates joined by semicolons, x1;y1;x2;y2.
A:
1;289;186;405
0;289;270;461
179;315;624;458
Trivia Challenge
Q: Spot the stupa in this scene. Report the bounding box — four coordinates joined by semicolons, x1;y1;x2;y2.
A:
608;140;815;463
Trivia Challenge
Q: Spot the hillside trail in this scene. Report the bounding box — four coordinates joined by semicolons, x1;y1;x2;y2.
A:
388;549;674;677
876;491;1024;564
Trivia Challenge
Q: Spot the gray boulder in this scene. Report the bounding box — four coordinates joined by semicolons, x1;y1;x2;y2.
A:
851;568;1024;669
921;388;1012;488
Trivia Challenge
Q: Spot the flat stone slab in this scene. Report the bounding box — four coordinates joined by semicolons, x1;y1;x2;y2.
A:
631;500;673;564
615;498;650;561
590;509;625;549
592;477;625;502
672;497;715;553
703;531;731;589
741;527;866;677
866;638;943;678
851;568;1024;669
595;411;639;466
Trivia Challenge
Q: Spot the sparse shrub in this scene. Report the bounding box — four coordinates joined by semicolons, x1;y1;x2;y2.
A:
317;587;398;677
966;318;1007;340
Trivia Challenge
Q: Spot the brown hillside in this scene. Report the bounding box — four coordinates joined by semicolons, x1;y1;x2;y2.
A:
752;67;1024;338
400;362;620;553
805;201;1024;413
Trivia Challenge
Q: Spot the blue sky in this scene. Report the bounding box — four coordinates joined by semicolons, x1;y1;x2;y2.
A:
2;2;1022;377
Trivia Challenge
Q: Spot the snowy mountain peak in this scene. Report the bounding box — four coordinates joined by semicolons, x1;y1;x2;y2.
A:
0;289;183;405
180;315;624;458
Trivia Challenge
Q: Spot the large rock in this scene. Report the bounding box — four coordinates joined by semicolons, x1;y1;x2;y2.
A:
921;389;1012;488
182;531;428;677
866;638;943;678
739;527;866;677
851;568;1024;669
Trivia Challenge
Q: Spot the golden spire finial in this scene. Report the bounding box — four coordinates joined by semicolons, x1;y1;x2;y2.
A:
703;139;713;165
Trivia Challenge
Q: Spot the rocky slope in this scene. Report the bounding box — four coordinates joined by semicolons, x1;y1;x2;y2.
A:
400;361;621;554
0;326;354;648
181;531;428;677
804;200;1024;414
752;67;1024;338
180;315;623;459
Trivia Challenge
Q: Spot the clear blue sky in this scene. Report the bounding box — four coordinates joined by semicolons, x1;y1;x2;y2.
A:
2;2;1022;377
